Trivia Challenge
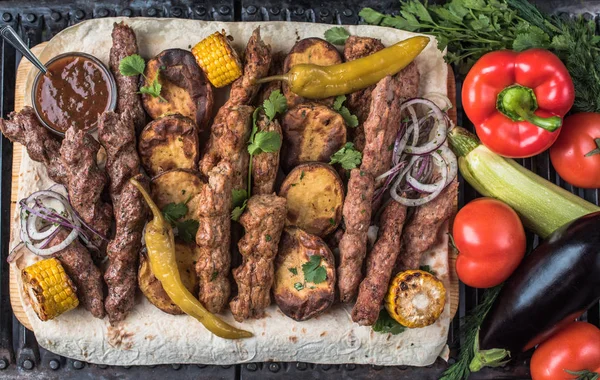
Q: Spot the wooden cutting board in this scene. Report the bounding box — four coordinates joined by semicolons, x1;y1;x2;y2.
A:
9;42;460;332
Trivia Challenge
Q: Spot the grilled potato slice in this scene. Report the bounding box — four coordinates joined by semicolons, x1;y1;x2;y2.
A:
138;245;199;315
281;103;347;171
273;227;336;321
283;38;343;108
141;48;214;140
279;163;344;237
138;115;199;177
138;169;204;314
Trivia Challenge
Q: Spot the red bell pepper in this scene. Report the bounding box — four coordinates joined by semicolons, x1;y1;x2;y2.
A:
462;49;575;158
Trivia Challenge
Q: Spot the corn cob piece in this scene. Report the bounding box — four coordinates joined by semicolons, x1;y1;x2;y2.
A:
22;258;79;321
385;269;446;328
192;32;243;88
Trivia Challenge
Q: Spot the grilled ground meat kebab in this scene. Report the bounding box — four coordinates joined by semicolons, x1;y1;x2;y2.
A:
338;74;406;303
98;111;148;323
60;127;112;252
200;27;272;192
251;112;282;195
343;36;385;152
51;230;105;318
352;201;407;325
109;22;146;134
0;107;66;184
230;194;287;322
195;161;233;313
257;52;284;106
396;181;458;272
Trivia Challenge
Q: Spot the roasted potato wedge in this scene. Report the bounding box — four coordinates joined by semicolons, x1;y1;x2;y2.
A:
281;103;347;171
138;245;200;315
138;115;200;177
274;227;336;321
142;48;214;139
279;163;344;237
283;38;343;108
150;168;205;218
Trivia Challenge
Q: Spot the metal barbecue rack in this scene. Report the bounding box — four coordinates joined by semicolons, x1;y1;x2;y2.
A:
0;1;597;379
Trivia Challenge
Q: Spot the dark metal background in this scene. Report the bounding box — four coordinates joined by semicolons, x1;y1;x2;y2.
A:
0;1;597;379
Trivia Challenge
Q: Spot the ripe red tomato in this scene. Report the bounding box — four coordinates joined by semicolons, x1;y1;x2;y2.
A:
550;113;600;189
453;198;526;288
530;322;600;380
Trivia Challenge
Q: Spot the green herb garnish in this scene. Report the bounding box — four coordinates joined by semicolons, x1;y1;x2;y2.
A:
324;27;351;45
333;95;359;127
288;267;298;275
176;219;199;243
302;255;327;284
373;309;406;335
119;54;166;101
294;282;305;291
330;142;363;170
162;202;188;225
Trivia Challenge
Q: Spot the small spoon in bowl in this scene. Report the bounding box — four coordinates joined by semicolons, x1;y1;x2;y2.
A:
0;25;48;74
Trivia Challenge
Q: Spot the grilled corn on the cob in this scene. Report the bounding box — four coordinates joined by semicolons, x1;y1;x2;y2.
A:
22;258;79;321
192;32;242;88
385;270;446;328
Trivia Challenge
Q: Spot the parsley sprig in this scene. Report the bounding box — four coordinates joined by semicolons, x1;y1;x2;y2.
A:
161;199;199;244
360;0;600;113
330;142;362;170
373;309;406;335
324;27;351;45
231;90;287;220
333;95;359;128
119;54;167;101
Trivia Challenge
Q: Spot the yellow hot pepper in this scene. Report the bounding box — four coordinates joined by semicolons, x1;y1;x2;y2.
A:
130;179;252;339
256;36;429;99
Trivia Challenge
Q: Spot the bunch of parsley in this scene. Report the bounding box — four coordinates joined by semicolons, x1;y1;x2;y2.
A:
360;0;600;113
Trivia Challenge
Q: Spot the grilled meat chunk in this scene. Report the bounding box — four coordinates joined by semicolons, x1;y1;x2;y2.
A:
98;111;148;323
60;127;112;250
230;194;287;322
337;169;375;303
352;201;407;325
109;22;146;134
199;105;253;192
257;52;284;106
0;107;66;184
228;27;272;106
396;181;458;271
52;230;105;319
195;161;233;313
252;112;282;195
343;36;385;151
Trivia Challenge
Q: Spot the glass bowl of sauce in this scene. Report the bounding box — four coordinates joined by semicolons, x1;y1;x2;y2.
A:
32;52;117;136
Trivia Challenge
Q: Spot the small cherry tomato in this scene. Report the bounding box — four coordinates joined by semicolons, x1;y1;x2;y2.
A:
550;113;600;189
530;321;600;380
453;198;526;288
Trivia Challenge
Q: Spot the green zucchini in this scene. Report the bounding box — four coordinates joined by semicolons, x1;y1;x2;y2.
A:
448;127;600;238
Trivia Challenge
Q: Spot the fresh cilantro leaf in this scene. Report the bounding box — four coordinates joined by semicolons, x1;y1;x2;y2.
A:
372;309;406;335
338;106;359;128
288;267;298;275
232;189;248;208
419;265;437;276
265;234;272;242
139;78;166;101
294;282;304;291
332;96;359;127
324;27;351;45
358;8;386;25
119;54;145;76
333;95;346;111
263;90;287;121
248;131;282;155
162;202;188;225
300;171;305;180
210;271;218;282
329;142;362;170
512;25;550;51
302;255;327;284
231;199;247;221
176;219;199;243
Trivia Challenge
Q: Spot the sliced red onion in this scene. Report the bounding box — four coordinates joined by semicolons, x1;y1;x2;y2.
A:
20;206;78;256
401;99;447;155
423;92;453;111
438;145;458;187
390;152;448;207
7;242;24;263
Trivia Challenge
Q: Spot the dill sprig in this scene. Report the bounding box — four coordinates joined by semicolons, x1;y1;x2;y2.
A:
360;0;600;113
439;286;502;380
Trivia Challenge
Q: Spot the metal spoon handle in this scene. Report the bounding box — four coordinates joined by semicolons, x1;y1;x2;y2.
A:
0;25;47;74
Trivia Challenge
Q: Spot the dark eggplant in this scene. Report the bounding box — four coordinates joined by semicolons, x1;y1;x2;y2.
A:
470;211;600;371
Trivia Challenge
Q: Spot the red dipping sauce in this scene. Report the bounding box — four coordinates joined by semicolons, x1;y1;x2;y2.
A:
33;53;116;135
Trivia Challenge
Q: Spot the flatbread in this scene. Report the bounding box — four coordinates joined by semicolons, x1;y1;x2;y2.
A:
11;18;450;366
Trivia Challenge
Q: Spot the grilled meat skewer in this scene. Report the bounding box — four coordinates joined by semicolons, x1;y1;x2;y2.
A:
98;111;148;324
230;194;287;322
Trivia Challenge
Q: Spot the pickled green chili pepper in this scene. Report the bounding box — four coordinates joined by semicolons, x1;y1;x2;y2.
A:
256;36;429;99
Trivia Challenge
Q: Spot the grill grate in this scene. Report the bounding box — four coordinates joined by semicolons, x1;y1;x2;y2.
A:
0;1;598;379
